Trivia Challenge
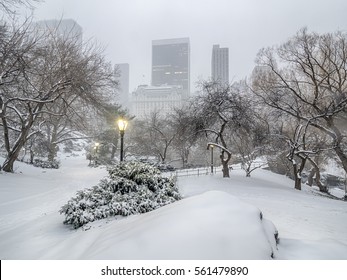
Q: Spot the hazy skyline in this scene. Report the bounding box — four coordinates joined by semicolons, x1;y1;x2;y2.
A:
26;0;347;92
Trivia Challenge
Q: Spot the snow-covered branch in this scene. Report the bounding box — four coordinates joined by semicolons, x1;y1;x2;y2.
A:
207;142;232;156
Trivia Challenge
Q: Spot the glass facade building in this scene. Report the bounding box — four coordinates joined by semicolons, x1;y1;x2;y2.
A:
152;38;190;97
211;44;229;85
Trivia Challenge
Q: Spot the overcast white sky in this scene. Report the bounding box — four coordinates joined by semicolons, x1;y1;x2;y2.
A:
28;0;347;92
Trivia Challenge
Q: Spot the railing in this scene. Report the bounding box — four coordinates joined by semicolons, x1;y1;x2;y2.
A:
167;166;224;178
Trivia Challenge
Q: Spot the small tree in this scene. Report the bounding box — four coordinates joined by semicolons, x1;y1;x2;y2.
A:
168;107;197;168
232;122;268;177
130;111;176;164
191;80;249;177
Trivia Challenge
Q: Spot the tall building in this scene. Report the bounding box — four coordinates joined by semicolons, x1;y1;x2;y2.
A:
211;44;229;85
151;37;190;97
33;19;83;45
115;63;130;108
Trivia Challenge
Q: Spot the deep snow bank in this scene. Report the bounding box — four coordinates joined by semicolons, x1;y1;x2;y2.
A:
43;191;278;259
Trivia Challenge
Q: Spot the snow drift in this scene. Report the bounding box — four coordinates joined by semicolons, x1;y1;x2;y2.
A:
43;191;278;259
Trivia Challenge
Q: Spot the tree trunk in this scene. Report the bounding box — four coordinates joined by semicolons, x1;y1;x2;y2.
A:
334;145;347;176
30;149;35;164
243;162;251;177
47;143;57;162
307;158;327;193
292;160;302;190
2;155;17;172
291;155;306;191
220;151;231;178
182;148;189;169
47;124;58;162
221;160;230;177
314;168;327;193
1;103;41;172
327;121;347;175
2;128;29;172
293;166;302;190
294;175;302;190
307;168;315;186
2;144;24;172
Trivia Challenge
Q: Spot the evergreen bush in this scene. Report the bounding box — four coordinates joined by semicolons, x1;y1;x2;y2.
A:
60;161;181;228
33;159;60;169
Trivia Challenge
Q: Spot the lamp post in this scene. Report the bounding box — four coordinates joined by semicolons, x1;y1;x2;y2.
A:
210;144;214;174
94;142;100;152
117;118;128;162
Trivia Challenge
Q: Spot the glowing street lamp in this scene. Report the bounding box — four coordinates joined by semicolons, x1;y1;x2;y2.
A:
94;142;100;165
117;119;128;162
210;144;214;174
94;142;100;152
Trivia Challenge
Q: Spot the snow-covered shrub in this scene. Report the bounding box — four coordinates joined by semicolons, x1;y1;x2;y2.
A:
60;161;181;228
33;159;60;169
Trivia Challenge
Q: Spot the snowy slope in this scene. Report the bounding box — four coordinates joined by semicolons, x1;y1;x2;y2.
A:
179;170;347;259
0;153;347;259
41;191;277;260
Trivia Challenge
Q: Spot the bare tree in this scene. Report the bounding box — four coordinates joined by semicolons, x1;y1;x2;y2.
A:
0;0;39;15
0;21;117;172
231;117;269;177
130;111;176;164
281;122;329;192
0;20;45;171
192;80;248;177
252;28;347;176
168;107;197;168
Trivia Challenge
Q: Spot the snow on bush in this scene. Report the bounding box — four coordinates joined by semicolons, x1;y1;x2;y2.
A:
60;161;181;228
33;159;60;169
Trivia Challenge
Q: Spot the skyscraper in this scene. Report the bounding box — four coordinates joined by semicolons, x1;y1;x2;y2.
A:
115;63;130;108
211;44;229;85
151;37;190;97
33;19;83;46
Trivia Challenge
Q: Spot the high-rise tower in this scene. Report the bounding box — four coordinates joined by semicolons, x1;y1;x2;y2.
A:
151;37;190;97
211;44;229;85
33;19;83;46
115;63;130;108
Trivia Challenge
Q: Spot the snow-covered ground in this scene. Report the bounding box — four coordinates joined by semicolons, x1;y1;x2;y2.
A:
179;170;347;259
0;152;347;260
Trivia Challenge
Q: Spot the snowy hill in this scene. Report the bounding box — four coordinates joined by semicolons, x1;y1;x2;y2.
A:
0;152;347;259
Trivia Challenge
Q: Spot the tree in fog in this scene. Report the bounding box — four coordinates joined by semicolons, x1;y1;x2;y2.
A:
168;107;197;168
231;108;269;177
0;20;117;172
278;121;324;191
0;0;38;15
192;80;249;177
130;111;176;164
0;20;43;172
252;28;347;177
40;38;117;162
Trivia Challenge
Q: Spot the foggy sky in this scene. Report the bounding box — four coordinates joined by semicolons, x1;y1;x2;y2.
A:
28;0;347;92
